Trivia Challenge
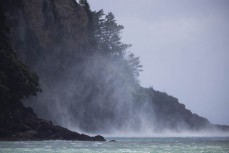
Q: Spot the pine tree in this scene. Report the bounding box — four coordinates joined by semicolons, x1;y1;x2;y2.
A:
127;53;143;79
93;11;131;56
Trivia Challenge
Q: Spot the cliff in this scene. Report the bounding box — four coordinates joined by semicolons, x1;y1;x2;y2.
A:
1;0;228;136
4;0;90;71
0;0;105;141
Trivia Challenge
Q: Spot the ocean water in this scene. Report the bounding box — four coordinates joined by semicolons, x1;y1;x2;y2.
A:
0;137;229;153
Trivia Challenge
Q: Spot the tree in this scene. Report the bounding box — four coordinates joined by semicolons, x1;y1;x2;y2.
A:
127;53;143;79
91;10;143;81
84;7;143;81
93;12;131;56
93;9;105;42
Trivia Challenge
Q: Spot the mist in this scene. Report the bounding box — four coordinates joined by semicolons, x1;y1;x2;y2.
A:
23;53;154;134
23;51;228;136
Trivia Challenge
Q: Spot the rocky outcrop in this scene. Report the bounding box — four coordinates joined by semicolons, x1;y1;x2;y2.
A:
0;102;105;141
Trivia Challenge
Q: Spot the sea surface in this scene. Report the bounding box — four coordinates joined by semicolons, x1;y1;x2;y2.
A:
0;137;229;153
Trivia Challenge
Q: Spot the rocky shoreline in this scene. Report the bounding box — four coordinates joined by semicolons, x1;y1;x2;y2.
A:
0;102;105;141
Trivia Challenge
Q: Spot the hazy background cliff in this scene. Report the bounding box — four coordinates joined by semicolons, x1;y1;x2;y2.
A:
2;0;227;135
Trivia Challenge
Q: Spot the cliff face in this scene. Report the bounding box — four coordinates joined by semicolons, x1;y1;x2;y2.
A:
5;0;91;72
4;0;96;129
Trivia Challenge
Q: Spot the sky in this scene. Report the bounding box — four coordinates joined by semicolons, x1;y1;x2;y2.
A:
87;0;229;125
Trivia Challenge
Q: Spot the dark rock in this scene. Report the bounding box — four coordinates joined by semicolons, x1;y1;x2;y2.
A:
0;102;105;141
214;125;229;132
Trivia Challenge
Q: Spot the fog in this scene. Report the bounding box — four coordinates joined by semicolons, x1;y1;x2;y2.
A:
88;0;229;125
103;129;229;138
23;51;227;136
24;53;156;134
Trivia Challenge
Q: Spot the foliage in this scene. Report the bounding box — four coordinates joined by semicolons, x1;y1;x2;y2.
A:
79;2;142;81
93;11;131;56
127;53;143;78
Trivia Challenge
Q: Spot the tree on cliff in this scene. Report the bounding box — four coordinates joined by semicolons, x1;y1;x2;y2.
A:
0;6;41;110
92;10;142;81
127;53;143;78
93;12;131;56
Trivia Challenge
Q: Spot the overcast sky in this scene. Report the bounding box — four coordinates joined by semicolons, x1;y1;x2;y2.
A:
87;0;229;125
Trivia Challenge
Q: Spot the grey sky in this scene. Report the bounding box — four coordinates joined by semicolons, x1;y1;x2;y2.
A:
87;0;229;125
